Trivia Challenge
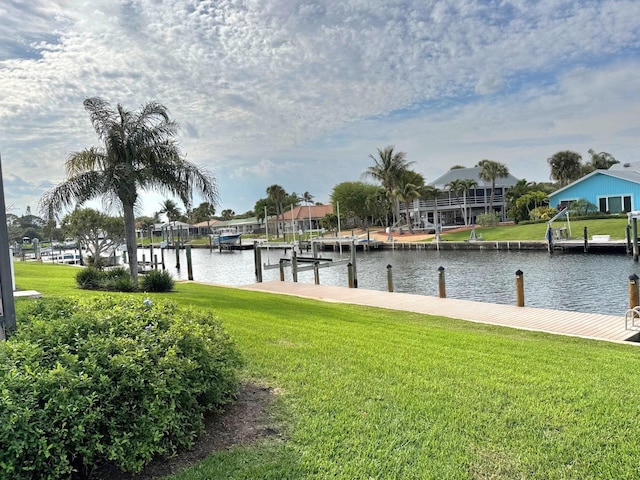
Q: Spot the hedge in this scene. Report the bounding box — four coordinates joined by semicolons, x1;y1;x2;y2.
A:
1;296;242;479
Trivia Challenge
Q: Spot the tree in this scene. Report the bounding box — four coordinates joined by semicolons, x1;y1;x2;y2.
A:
159;199;183;223
547;150;583;187
330;182;382;228
364;145;414;225
364;186;391;227
61;208;125;267
446;179;465;225
301;191;314;205
584;149;619;173
266;184;286;237
220;209;235;220
477;159;509;214
393;170;424;233
39;97;217;287
420;185;442;238
512;191;549;223
460;179;478;226
189;202;216;223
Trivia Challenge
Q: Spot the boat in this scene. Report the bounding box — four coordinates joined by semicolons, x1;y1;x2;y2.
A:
210;228;242;246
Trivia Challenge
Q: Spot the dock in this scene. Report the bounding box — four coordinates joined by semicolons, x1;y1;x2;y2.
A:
239;281;638;345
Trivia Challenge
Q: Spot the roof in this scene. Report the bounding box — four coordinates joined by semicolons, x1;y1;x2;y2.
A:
212;217;261;228
275;204;333;221
549;169;640;198
430;166;520;189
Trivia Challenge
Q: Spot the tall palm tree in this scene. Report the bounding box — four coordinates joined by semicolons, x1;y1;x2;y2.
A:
301;191;314;205
364;145;414;225
420;185;442;240
547;150;582;187
445;179;465;225
394;170;424;233
301;191;315;232
477;159;509;214
39;97;217;286
159;199;182;222
460;178;478;225
266;184;286;237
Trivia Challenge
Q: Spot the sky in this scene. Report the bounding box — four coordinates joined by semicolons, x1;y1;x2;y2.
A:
1;0;640;220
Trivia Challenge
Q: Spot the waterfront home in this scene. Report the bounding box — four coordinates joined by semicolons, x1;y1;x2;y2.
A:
273;204;334;236
210;217;263;235
549;162;640;214
399;167;520;228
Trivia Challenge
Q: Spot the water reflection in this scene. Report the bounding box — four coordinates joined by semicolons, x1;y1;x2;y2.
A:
138;247;640;316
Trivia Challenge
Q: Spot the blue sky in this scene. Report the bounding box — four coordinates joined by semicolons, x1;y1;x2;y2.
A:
1;0;640;219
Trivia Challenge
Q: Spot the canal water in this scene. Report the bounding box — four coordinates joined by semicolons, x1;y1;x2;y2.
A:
139;247;640;316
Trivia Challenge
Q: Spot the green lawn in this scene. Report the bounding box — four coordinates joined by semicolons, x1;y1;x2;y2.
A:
12;262;640;479
440;217;629;242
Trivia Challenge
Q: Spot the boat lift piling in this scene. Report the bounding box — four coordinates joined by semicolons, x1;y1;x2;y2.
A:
254;238;358;287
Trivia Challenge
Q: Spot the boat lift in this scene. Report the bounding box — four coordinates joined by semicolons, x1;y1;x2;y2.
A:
253;238;359;286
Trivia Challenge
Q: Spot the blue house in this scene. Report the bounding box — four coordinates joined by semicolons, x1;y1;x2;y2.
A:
549;163;640;214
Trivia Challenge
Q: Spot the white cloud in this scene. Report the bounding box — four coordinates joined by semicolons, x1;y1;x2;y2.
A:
1;0;640;214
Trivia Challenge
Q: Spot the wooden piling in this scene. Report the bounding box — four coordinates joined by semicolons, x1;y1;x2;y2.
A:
313;261;320;285
386;264;393;292
186;245;193;281
347;263;354;288
629;274;639;309
583;226;589;253
279;259;285;281
438;266;446;298
634;218;639;262
175;244;180;269
516;269;525;307
292;250;298;282
254;242;263;282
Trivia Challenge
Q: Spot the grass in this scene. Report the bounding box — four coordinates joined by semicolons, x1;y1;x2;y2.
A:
12;262;640;479
440;216;629;242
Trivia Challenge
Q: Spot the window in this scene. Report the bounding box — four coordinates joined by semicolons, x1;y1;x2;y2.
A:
598;195;632;214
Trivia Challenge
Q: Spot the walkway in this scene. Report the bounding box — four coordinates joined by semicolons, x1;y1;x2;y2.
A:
239;280;637;345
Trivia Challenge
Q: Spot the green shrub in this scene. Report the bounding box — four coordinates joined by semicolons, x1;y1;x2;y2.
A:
140;269;175;292
75;266;104;289
1;296;242;479
476;212;500;227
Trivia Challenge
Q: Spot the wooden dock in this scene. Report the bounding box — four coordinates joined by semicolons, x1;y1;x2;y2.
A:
239;281;638;345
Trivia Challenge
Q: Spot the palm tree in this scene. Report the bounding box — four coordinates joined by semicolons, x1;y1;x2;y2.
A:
420;185;442;240
301;191;315;233
159;199;182;222
394;170;424;233
39;97;217;287
585;149;618;173
477;159;509;215
547;150;582;187
445;179;465;225
364;145;414;225
460;179;477;226
266;184;286;237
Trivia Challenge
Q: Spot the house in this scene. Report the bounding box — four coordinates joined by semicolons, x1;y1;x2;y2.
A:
273;204;333;234
548;162;640;214
400;167;520;227
210;217;263;235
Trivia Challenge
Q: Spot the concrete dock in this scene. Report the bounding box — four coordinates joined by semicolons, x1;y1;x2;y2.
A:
239;280;638;345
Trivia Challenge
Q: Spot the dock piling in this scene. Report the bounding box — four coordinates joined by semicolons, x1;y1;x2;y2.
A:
438;266;446;298
386;264;394;292
515;270;525;307
629;274;639;309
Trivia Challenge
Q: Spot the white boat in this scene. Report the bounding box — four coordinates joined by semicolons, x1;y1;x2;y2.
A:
210;228;242;245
